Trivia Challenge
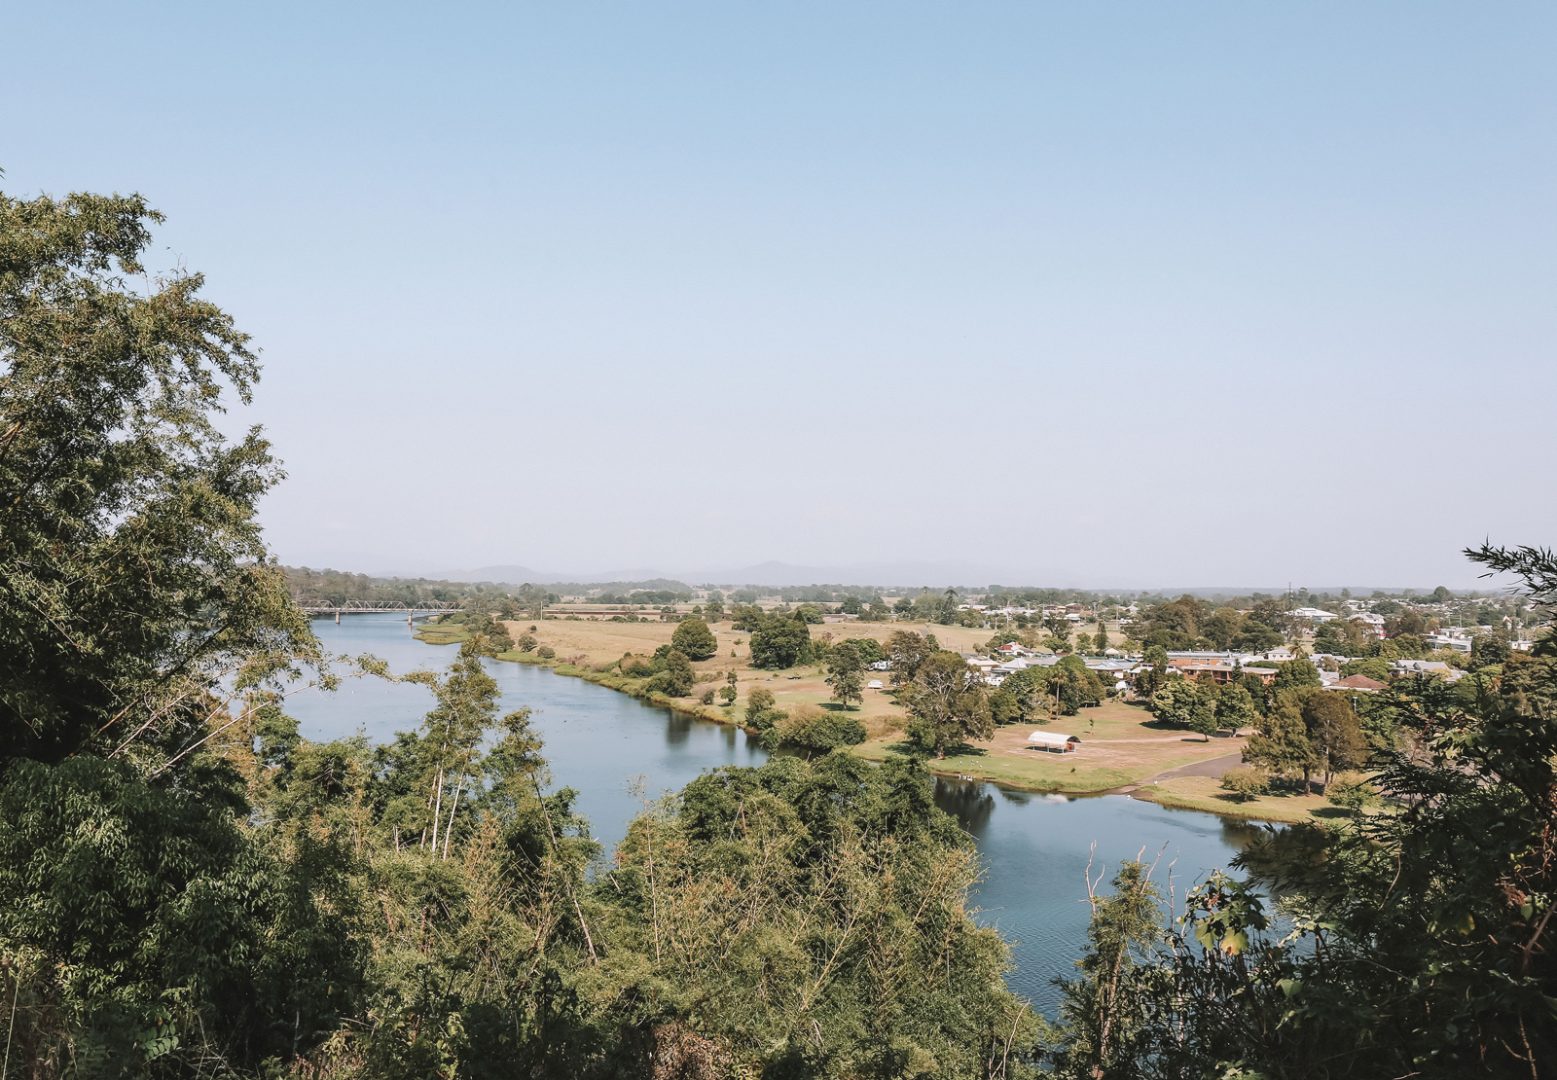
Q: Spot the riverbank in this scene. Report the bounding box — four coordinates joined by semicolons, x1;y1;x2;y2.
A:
418;618;760;727
417;618;1337;825
850;736;1334;824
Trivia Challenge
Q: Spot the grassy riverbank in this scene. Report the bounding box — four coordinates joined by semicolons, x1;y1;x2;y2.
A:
1132;775;1343;824
415;616;1339;824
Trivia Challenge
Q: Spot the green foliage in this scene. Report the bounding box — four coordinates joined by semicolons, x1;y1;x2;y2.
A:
996;667;1044;724
1043;656;1106;716
1134;595;1209;650
1324;775;1377;815
670;615;718;660
886;629;938;687
1150;678;1219;740
646;648;695;696
748;613;812;669
433;609;515;655
598;754;1046;1076
1137;645;1171;697
744;686;776;724
1242;693;1318;787
1301;689;1367;788
0;180;1052;1079
1213;683;1260;735
762;703;867;751
1050;542;1557;1079
1219;766;1270;801
903;651;994;757
0;188;335;1070
824;640;866;708
792;602;824;624
717;683;737;706
1272;659;1322;691
1051;861;1162;1078
1340;656;1391;682
1470;634;1510;670
837;636;885;665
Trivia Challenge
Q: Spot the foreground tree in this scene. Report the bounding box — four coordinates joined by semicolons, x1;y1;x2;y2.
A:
597;754;1046;1076
0;189;327;1070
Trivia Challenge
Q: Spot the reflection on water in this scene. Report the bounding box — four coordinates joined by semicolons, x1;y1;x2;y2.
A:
293;614;1250;1016
933;777;997;835
664;712;692;745
933;777;1262;1012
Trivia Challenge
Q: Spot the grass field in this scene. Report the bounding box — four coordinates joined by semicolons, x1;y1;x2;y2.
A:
852;699;1244;794
488;615;991;737
1133;774;1352;825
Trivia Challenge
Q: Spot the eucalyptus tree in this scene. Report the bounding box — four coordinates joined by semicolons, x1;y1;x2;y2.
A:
904;650;994;757
403;640;501;856
824;640;865;708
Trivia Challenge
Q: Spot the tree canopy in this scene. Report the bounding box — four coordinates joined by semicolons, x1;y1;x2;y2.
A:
670;614;718;660
748;612;813;669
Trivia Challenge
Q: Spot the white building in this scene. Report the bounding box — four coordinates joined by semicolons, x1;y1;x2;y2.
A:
1349;612;1387;638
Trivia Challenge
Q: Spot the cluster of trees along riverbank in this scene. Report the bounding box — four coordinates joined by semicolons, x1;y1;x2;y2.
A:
4;187;1556;1078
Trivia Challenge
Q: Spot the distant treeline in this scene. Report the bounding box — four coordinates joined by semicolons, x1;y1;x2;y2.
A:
282;567;693;611
282;566;486;607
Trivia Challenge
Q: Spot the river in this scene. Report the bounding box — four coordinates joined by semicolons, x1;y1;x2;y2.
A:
286;614;1256;1015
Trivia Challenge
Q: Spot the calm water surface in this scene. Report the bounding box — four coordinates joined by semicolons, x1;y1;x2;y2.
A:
289;615;1254;1014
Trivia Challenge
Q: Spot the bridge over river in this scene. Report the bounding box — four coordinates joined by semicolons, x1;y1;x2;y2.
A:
300;601;460;624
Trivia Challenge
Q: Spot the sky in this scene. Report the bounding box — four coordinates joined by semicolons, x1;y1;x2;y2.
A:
6;2;1555;588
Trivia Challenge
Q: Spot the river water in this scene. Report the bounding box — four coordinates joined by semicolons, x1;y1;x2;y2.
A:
287;615;1255;1014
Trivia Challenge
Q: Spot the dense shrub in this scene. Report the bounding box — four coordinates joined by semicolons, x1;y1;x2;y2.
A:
763;704;867;751
1220;767;1270;801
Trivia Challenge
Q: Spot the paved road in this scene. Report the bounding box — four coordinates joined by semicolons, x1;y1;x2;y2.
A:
1144;751;1244;784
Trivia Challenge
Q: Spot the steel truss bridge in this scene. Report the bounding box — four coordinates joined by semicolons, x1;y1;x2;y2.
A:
301;601;462;622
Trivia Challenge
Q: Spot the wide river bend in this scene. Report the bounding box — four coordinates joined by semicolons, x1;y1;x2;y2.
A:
288;615;1256;1015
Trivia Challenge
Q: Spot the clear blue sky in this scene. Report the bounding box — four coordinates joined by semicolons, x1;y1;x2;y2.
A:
7;2;1554;587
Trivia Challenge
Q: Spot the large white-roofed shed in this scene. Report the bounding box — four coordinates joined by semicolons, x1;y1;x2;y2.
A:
1026;731;1081;753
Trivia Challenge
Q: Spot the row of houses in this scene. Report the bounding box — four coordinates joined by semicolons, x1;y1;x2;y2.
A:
968;642;1481;696
966;650;1141;692
961;602;1098;622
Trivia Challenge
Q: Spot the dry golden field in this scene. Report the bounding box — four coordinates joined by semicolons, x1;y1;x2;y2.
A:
415;614;1306;819
853;698;1242;791
496;616;992;736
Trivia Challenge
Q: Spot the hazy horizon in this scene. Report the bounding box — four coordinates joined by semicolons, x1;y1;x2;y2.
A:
313;558;1495;596
9;2;1554;586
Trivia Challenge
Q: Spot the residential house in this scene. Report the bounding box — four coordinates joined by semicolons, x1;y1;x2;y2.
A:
1424;631;1473;653
1349;612;1387;638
